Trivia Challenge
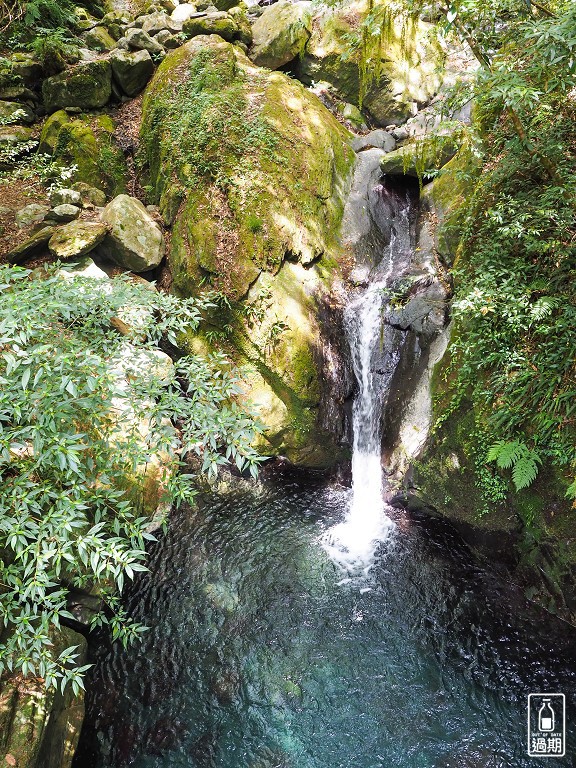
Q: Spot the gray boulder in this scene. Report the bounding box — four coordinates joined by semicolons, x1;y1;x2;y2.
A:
49;188;82;207
82;26;117;51
71;182;107;207
99;195;165;272
250;1;312;70
154;30;181;48
42;60;112;113
110;49;155;96
15;203;49;228
171;3;197;23
125;27;165;54
48;220;108;259
140;11;181;34
49;204;81;223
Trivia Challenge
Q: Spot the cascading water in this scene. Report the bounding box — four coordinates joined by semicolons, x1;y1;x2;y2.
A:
324;190;413;572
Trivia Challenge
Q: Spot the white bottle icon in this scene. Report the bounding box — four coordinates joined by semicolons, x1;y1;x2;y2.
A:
539;699;555;732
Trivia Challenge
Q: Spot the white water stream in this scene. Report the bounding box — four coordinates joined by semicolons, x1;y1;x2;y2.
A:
324;197;412;572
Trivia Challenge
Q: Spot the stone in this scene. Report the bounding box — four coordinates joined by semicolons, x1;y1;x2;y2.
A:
171;3;198;23
228;5;253;47
341;102;365;128
297;0;444;127
38;109;71;154
71;182;107;207
42;60;112;113
140;11;181;34
351;129;396;153
211;0;240;10
49;204;81;222
82;25;117;51
182;12;238;42
110;49;155;96
125;27;166;54
9;55;42;87
141;37;355;465
5;226;56;264
99;194;165;272
49;188;82;207
250;1;312;70
154;29;181;48
48;220;108;259
0;100;35;124
158;0;177;11
0;125;33;147
15;203;49;228
380;135;459;178
0;84;37;102
42;113;128;197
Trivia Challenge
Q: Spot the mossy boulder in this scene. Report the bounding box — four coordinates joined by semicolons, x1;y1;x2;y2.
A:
250;1;312;70
141;36;355;464
41;113;128;197
48;220;108;259
0;100;35;124
297;0;444;126
82;25;117;51
42;60;112;113
182;13;239;42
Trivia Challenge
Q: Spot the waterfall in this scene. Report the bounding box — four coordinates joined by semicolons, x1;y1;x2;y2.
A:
324;187;414;573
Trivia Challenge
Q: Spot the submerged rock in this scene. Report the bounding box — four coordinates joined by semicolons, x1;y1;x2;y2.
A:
99;194;165;272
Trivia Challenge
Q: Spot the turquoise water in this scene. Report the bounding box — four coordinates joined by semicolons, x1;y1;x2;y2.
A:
75;471;576;767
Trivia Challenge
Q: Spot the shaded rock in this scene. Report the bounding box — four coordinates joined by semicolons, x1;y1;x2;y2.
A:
9;54;42;87
71;182;107;207
0;125;34;148
15;203;49;228
0;84;37;102
229;5;253;47
99;194;165;272
110;48;155;96
340;102;365;128
48;220;108;259
352;129;396;153
49;188;82;207
297;0;444;127
380;136;459;178
250;1;312;70
0;100;35;125
49;204;81;222
42;60;112;113
125;27;166;54
182;12;239;41
5;226;56;264
83;25;117;51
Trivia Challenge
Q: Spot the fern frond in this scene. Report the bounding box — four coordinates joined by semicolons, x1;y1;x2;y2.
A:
512;453;541;491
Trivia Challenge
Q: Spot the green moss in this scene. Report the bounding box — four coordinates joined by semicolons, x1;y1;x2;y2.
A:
51;112;127;196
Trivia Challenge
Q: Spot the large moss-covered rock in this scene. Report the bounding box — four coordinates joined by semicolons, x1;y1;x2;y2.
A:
297;0;444;126
42;60;112;113
99;194;165;272
141;36;355;465
48;220;108;259
250;1;312;70
182;12;239;42
41;113;128;197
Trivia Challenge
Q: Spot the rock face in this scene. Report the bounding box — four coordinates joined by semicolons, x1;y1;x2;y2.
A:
141;36;355;464
99;195;165;272
42;60;112;113
110;48;155;96
296;0;444;126
250;1;312;70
